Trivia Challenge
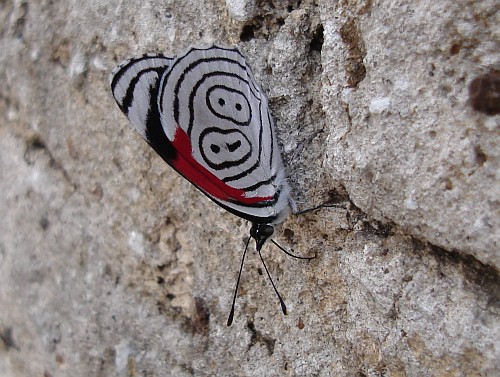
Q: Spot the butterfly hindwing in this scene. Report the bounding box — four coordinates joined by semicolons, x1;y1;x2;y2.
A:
157;46;291;223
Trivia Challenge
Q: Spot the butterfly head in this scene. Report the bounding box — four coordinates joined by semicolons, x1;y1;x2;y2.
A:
250;223;274;251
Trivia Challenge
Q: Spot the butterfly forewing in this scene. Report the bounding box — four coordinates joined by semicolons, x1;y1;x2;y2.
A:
110;46;292;224
111;55;174;140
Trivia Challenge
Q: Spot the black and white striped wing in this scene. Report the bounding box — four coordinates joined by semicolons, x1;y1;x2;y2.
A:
110;46;292;225
158;46;292;224
110;55;174;139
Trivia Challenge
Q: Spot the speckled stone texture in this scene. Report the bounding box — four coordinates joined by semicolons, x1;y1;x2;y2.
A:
0;0;498;376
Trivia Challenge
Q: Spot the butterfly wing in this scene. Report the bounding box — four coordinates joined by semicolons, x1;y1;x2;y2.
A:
111;47;292;224
111;55;173;137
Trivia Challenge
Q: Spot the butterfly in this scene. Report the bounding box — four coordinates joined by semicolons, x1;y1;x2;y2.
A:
110;46;313;325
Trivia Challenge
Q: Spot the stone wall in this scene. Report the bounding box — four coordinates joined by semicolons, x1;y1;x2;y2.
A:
0;0;498;376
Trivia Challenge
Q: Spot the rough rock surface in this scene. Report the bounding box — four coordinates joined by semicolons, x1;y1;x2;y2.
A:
0;0;498;376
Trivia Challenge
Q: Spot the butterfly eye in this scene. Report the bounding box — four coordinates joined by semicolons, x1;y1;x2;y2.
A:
260;224;274;238
218;98;225;106
250;223;274;240
235;103;242;111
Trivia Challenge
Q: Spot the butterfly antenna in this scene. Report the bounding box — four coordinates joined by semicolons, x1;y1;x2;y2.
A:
271;239;316;260
295;202;343;216
227;237;251;326
257;248;287;316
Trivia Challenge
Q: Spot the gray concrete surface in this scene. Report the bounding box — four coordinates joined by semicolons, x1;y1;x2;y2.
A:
0;0;498;376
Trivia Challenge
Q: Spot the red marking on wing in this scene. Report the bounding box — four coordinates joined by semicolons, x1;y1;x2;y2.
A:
170;126;272;205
